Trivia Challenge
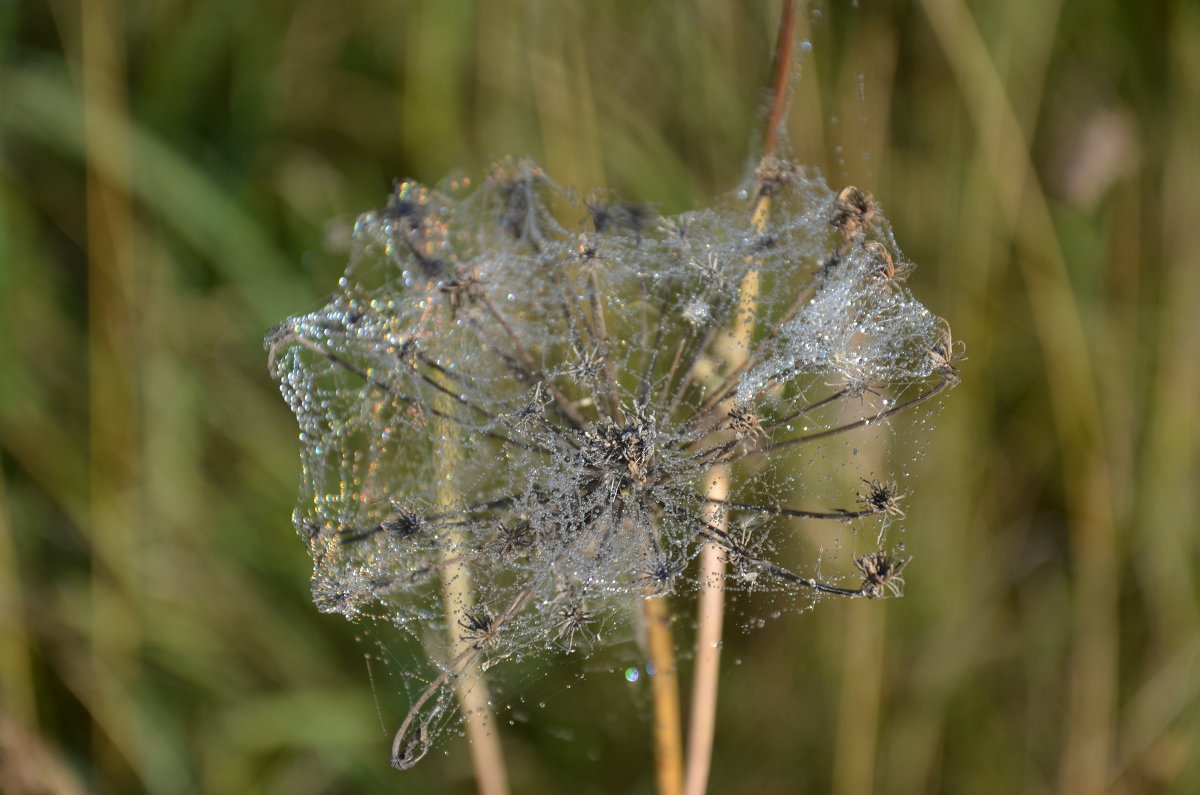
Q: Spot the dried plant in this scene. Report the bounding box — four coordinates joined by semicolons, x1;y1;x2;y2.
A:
267;154;960;776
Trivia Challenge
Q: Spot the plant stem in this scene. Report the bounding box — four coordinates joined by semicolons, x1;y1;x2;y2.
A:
682;5;798;790
434;383;509;795
762;0;800;160
683;465;728;795
84;0;142;787
644;595;684;795
440;568;509;795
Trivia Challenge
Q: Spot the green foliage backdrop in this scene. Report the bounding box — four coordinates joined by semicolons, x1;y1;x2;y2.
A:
1;0;1196;792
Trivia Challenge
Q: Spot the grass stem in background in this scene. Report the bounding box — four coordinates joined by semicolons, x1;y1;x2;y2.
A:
916;1;1116;790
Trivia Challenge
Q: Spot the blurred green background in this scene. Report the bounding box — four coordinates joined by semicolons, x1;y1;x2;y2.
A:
1;0;1197;792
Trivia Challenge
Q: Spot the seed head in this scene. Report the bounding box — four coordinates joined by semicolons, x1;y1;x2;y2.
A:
459;606;500;650
857;479;907;518
269;158;959;763
581;415;657;487
727;405;766;441
832;185;878;240
854;550;910;598
554;592;600;651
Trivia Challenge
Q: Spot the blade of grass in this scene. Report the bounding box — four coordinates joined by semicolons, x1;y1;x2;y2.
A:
916;2;1118;792
82;0;144;789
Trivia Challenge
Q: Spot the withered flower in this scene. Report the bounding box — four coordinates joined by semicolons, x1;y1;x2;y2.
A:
269;159;958;766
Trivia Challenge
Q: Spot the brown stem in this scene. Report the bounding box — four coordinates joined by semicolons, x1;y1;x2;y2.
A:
682;9;801;789
748;375;954;459
683;466;729;795
761;0;800;161
644;595;684;795
687;492;885;522
696;525;867;598
587;268;624;422
433;383;509;795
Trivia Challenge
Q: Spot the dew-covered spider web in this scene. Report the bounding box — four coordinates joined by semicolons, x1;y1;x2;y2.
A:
267;157;960;768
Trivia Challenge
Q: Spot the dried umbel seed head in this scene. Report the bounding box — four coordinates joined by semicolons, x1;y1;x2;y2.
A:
588;200;649;236
489;160;548;242
864;241;894;279
554;599;600;650
510;384;549;430
755;155;798;198
490;520;535;560
862;240;914;292
727;405;765;440
858;479;907;518
690;252;728;291
581;415;657;487
438;268;483;319
567;345;604;385
854;550;910;598
832;185;878;240
719;523;766;585
576;235;600;262
382;507;422;541
927;317;965;382
637;559;683;596
459;606;500;650
269;157;959;765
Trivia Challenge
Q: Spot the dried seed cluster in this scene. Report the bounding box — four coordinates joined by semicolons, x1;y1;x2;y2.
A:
268;158;959;767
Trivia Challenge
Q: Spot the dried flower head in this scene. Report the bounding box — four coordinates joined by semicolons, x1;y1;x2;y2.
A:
727;404;766;441
459;606;500;650
857;479;907;518
854;549;910;598
554;595;600;651
832;185;878;240
755;155;798;199
268;158;959;766
862;240;914;292
927;316;966;382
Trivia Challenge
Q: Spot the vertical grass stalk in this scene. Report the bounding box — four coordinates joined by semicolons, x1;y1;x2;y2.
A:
644;592;685;795
83;0;142;787
683;5;795;791
434;385;510;795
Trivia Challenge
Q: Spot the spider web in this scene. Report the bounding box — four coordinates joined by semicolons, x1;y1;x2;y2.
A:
268;158;955;766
